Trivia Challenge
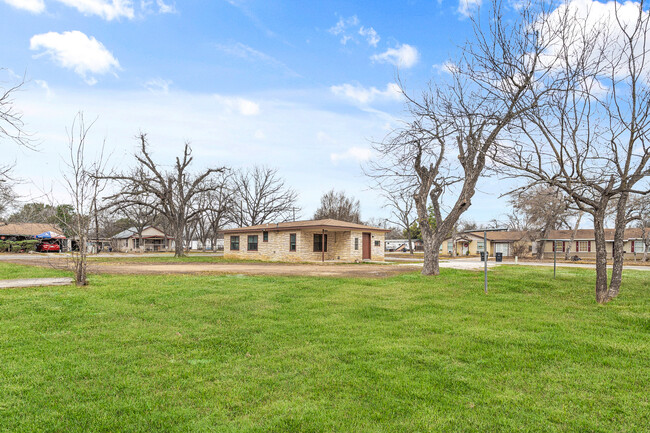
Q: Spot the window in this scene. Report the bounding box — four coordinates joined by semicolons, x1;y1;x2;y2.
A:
247;235;258;251
313;234;328;252
354;238;359;250
289;233;296;251
553;241;565;252
477;241;484;252
263;231;269;242
447;241;453;251
374;240;380;247
230;236;240;251
578;241;588;252
634;241;645;253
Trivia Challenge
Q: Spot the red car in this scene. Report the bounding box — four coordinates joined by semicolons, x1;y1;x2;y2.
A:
37;242;61;253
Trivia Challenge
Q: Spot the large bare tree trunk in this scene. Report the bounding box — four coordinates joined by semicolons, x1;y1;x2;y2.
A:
608;193;630;300
422;237;441;275
593;214;610;304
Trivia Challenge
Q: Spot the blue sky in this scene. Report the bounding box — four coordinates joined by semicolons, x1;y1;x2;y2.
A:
2;0;519;226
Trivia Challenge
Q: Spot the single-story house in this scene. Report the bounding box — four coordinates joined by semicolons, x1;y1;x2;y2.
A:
223;218;390;262
385;238;424;252
441;230;532;257
112;226;174;252
540;228;648;259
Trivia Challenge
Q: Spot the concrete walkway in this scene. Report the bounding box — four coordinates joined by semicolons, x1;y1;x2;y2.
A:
0;278;74;289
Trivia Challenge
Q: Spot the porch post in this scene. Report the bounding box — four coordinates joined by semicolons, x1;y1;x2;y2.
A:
322;229;325;263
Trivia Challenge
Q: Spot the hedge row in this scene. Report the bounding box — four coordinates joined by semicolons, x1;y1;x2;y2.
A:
0;240;41;252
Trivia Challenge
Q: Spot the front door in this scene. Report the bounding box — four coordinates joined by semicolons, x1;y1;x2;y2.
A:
362;233;371;260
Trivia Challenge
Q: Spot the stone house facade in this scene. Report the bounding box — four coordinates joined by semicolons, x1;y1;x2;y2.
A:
223;219;389;262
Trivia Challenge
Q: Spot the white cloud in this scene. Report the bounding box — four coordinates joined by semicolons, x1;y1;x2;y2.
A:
1;0;45;13
215;42;300;77
370;44;419;68
214;95;260;116
432;61;457;75
359;26;380;47
539;0;650;81
330;82;402;105
330;147;373;163
156;0;174;13
140;0;175;14
30;31;121;85
329;15;371;45
53;0;135;20
34;79;55;99
144;78;172;94
458;0;482;18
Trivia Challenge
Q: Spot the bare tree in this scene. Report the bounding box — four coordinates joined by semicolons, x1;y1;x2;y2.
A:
496;1;650;303
625;194;650;261
313;189;361;223
104;134;226;257
368;0;557;275
59;113;109;285
230;166;299;227
508;185;573;259
382;189;416;254
1;69;32;149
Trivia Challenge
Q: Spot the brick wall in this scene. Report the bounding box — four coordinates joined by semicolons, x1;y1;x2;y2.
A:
224;229;386;262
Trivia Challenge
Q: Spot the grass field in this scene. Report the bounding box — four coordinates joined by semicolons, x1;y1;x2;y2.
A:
0;262;648;432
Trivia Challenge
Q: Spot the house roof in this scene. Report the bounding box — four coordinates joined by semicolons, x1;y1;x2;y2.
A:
0;223;64;237
546;228;647;241
112;226;170;239
467;230;532;242
223;219;392;234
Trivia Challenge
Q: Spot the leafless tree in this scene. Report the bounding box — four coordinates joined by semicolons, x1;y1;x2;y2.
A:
625;194;650;261
230;166;299;227
496;1;650;303
191;185;228;251
104;134;226;257
368;0;558;275
1;69;32;149
1;70;34;212
313;189;361;223
507;185;573;259
382;189;416;253
59;113;109;285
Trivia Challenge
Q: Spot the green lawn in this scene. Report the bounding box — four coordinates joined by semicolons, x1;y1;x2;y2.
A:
0;263;648;432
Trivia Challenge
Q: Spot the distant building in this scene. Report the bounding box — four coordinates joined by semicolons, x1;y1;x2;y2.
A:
112;226;174;252
384;239;424;252
223;219;390;262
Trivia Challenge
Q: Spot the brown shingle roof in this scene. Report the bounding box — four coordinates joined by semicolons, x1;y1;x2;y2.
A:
223;219;391;234
0;223;64;237
468;230;532;242
546;228;646;241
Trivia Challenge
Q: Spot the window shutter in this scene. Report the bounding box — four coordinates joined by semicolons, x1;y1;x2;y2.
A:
631;241;635;253
552;241;555;252
576;241;579;252
588;241;591;252
562;241;566;252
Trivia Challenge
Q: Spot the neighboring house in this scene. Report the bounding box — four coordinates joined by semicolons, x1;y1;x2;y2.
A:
540;228;648;259
441;230;532;257
223;219;390;262
112;226;174;252
385;239;424;252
